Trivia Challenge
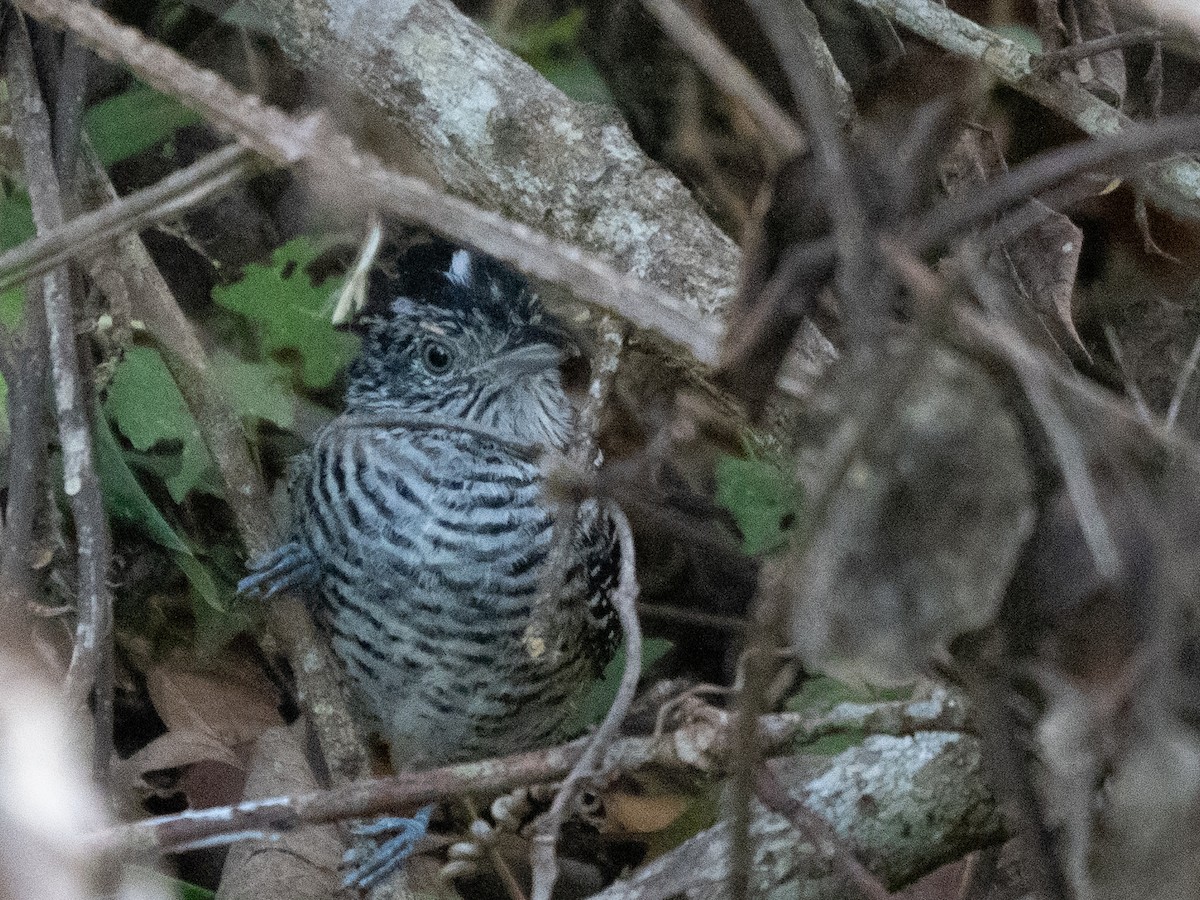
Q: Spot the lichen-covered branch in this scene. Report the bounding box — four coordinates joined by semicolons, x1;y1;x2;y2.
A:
592;732;1004;900
246;0;742;326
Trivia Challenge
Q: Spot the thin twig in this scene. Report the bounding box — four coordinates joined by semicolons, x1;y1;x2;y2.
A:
639;0;806;157
1011;364;1120;581
6;13;114;784
1101;324;1153;425
725;586;789;900
1034;27;1163;70
0;143;263;294
746;0;880;353
754;766;891;900
529;502;642;900
0;289;50;618
638;602;747;633
527;317;626;666
1167;325;1200;430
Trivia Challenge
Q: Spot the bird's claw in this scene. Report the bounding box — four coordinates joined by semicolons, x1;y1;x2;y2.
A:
341;806;433;891
237;542;318;598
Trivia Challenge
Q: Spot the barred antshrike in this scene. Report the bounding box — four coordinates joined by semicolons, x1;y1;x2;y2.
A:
240;239;621;888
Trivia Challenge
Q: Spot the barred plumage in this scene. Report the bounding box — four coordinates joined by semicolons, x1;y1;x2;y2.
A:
243;239;620;771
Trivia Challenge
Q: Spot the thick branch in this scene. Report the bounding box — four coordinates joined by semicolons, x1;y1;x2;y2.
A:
246;0;741;326
592;732;1004;900
12;0;731;370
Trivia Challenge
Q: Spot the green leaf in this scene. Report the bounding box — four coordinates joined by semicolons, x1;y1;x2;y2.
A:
209;351;294;429
212;238;358;389
0;191;35;249
127;866;215;900
105;346;215;502
785;676;914;756
180;551;257;657
84;83;201;166
537;58;613;104
569;637;674;733
715;451;801;555
993;24;1042;54
503;10;612;103
94;413;191;554
0;288;23;332
0;192;32;330
96;415;250;648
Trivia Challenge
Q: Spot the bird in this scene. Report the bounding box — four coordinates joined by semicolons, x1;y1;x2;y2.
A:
239;237;622;889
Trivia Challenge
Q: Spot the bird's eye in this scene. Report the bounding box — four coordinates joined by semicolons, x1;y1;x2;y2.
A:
421;341;454;374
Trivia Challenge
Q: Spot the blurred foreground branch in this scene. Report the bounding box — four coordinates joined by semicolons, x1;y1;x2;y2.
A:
852;0;1200;220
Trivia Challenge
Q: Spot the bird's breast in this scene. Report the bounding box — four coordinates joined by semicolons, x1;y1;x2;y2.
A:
295;420;599;765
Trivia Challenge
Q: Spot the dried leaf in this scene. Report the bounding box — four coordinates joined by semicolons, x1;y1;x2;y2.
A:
144;647;283;750
122;728;242;774
1064;0;1127;107
606;791;690;834
1006;203;1087;354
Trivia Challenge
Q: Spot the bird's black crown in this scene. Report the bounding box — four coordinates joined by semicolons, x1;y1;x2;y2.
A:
352;236;555;341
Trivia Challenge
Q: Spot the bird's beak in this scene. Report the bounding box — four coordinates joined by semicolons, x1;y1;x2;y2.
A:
493;342;562;378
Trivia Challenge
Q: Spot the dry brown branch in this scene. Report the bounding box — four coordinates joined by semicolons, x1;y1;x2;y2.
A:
850;0;1200;220
100;689;967;856
639;0;807;158
0;143;264;294
6;14;114;783
529;503;642;900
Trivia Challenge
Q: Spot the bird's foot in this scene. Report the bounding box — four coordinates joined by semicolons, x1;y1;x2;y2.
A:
237;542;318;598
341;806;433;891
